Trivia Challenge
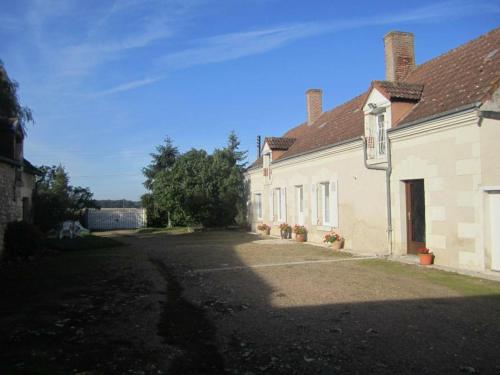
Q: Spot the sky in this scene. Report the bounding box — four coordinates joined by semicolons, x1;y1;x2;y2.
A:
0;0;499;200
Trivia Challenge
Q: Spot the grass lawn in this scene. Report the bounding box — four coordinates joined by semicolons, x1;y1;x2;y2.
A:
135;226;192;235
44;234;124;251
360;258;500;296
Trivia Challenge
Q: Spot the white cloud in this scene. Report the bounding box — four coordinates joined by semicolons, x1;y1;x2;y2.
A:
95;76;166;96
161;0;500;70
99;0;499;95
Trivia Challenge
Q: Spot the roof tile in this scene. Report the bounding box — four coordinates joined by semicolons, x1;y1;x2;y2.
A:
259;28;500;164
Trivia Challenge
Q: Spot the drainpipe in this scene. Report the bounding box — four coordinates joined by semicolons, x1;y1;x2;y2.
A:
360;136;393;256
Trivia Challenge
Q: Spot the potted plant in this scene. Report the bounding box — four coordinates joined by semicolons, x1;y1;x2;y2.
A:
279;223;291;239
418;247;433;265
257;223;271;235
293;225;307;242
323;231;344;250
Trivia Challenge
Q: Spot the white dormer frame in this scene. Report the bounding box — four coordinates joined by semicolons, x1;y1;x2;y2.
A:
363;89;392;161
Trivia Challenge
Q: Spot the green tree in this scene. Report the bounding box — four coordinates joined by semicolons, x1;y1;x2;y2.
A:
143;132;248;228
142;136;179;190
0;60;33;132
33;165;98;232
211;132;248;226
142;137;179;226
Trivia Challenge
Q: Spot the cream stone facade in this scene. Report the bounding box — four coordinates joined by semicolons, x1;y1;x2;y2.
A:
246;29;500;274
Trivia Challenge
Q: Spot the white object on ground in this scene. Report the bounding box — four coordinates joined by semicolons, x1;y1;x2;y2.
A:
58;221;90;239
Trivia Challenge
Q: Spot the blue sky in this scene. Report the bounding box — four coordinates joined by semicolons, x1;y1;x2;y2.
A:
1;0;498;200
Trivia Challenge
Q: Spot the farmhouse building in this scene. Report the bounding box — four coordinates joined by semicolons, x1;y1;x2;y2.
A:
246;28;500;273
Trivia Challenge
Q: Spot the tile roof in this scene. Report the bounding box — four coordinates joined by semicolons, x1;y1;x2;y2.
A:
277;93;367;160
372;81;424;101
23;158;41;175
264;137;296;150
252;28;500;165
401;28;500;124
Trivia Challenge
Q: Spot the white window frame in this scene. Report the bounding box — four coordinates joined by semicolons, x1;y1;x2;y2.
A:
320;182;331;226
274;187;286;223
254;193;263;220
296;185;304;225
275;188;281;222
376;112;387;157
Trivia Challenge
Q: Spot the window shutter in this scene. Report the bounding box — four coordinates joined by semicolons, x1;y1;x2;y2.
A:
311;183;317;226
269;190;274;221
330;180;339;228
282;187;287;222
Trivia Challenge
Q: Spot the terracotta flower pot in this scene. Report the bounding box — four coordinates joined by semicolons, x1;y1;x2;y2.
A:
295;233;306;242
259;228;270;235
419;253;433;265
329;239;344;251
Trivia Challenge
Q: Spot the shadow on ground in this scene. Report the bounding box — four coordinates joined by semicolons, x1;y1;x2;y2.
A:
1;230;500;374
138;231;500;374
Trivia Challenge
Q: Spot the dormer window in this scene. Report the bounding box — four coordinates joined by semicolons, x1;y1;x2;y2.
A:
376;112;386;156
366;107;388;160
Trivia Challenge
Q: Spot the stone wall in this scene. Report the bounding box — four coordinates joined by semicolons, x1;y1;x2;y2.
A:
0;162;18;254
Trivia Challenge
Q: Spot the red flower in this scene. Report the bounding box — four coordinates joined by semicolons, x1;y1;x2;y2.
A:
418;247;430;254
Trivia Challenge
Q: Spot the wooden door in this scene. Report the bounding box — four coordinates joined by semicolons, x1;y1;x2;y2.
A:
405;180;426;254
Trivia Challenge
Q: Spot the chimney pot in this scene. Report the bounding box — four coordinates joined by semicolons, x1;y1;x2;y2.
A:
384;31;415;81
306;89;322;125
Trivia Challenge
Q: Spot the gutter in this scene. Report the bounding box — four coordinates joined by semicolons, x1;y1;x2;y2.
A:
478;109;500;127
360;136;393;256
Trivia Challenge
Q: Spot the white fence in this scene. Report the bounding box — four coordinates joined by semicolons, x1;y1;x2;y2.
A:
86;208;146;231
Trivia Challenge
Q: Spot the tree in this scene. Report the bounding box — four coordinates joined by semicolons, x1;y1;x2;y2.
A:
142;136;179;190
0;60;33;133
142;137;179;226
143;132;248;228
33;165;98;232
210;132;248;226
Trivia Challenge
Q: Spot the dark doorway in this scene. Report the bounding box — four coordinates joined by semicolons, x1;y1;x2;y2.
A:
405;179;426;254
22;197;30;222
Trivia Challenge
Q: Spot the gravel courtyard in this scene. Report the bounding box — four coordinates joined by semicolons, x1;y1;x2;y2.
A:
1;230;500;374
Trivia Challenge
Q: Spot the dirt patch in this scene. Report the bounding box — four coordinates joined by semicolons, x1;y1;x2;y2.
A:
2;230;500;374
143;231;500;374
0;246;169;374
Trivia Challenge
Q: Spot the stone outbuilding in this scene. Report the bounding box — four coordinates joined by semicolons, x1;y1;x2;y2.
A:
0;117;40;253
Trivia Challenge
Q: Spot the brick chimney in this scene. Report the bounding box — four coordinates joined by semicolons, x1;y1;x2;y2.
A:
306;89;322;125
384;31;415;81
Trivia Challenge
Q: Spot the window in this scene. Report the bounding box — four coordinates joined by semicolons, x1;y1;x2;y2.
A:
275;188;282;221
321;182;331;225
366;109;388;159
377;113;386;156
296;185;304;225
254;193;262;220
275;187;286;222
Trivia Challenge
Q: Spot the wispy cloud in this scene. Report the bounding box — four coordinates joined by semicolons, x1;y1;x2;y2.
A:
58;19;173;77
95;75;166;96
99;0;499;95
